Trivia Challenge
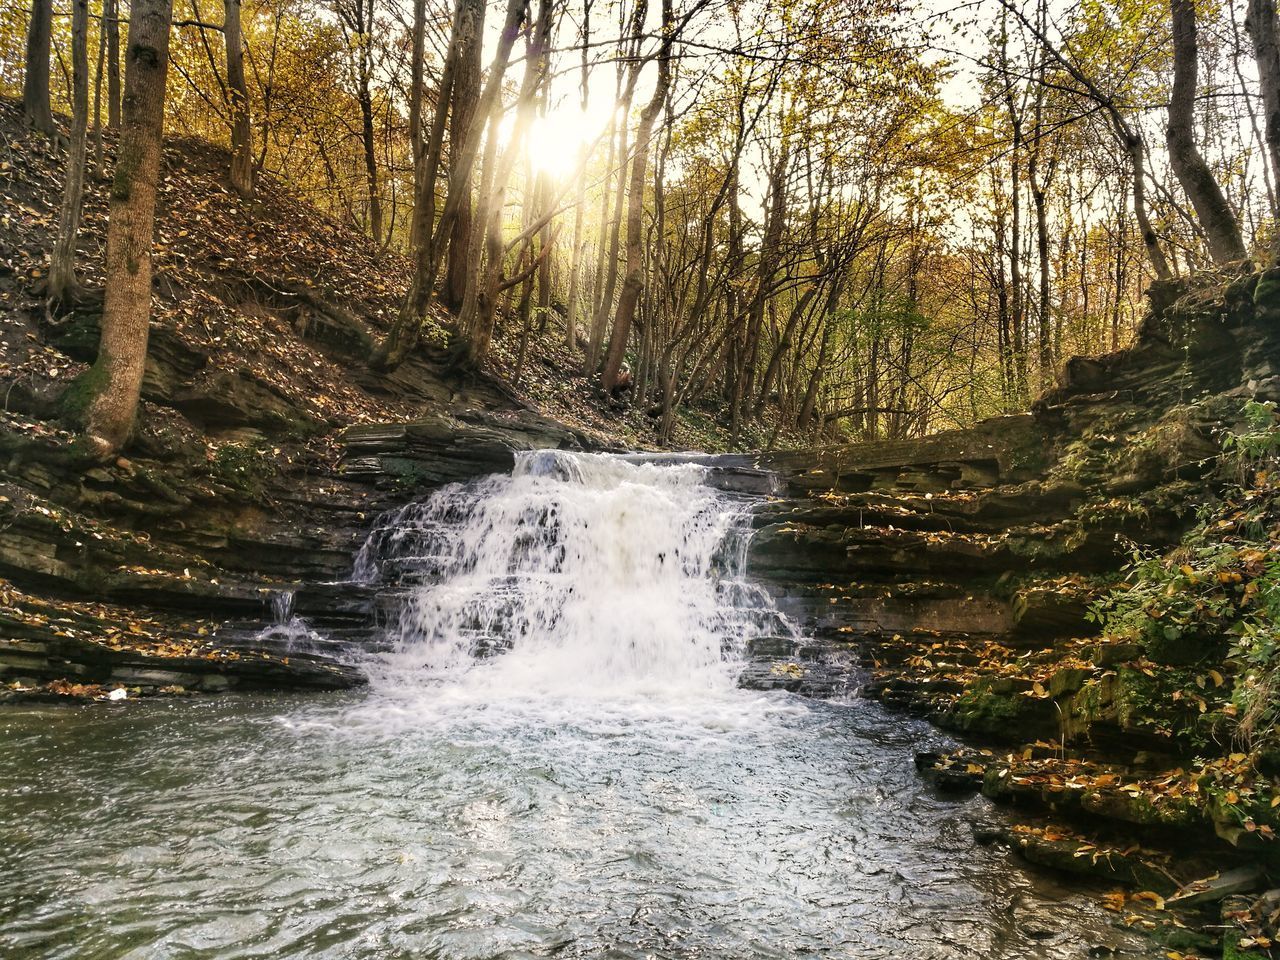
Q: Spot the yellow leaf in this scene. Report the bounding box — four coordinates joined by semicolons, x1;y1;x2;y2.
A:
1208;669;1224;687
1133;891;1165;910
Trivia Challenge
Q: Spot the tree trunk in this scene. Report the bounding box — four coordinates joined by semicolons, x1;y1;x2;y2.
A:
730;139;788;440
564;3;592;351
83;0;173;458
1247;0;1280;260
23;0;54;136
1167;0;1249;265
92;0;107;178
357;4;383;245
225;0;254;198
587;119;627;371
407;0;425;189
600;0;675;393
372;0;521;370
535;171;554;332
588;2;646;372
444;0;484;311
49;0;91;305
1119;128;1172;279
1031;177;1052;386
107;0;121;127
467;0;551;367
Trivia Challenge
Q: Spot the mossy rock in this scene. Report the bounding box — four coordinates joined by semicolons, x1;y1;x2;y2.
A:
945;689;1024;733
57;364;110;429
1011;834;1179;894
1254;267;1280;313
1078;787;1201;829
1223;928;1273;959
1204;785;1280;856
943;684;1055;738
1112;668;1189;741
1059;674;1118;740
1048;666;1091;698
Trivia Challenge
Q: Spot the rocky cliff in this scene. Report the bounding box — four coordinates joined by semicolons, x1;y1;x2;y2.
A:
740;269;1280;953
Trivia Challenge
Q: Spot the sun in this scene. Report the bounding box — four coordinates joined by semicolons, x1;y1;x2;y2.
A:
526;100;616;180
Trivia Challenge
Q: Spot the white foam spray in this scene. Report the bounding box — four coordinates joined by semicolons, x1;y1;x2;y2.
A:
350;451;794;714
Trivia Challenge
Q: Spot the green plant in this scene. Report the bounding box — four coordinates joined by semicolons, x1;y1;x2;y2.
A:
1087;401;1280;753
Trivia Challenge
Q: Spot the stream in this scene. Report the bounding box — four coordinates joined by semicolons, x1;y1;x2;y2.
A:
0;452;1151;958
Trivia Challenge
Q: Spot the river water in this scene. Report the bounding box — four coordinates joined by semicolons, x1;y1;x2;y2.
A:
0;453;1149;959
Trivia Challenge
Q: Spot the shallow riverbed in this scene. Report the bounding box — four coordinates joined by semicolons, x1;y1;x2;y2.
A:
0;688;1150;959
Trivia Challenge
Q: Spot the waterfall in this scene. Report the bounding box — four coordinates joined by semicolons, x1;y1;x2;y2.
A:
351;450;794;700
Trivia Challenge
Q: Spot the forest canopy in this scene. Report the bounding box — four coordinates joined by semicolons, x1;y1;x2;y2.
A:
4;0;1277;451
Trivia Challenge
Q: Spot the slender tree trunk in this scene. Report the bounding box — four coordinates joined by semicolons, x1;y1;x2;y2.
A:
564;3;592;351
92;0;107;177
358;35;383;242
467;0;551;367
444;0;484;310
588;104;632;371
107;0;121;126
49;0;91;304
601;0;674;393
797;316;830;432
1167;0;1248;265
23;0;55;136
588;2;645;372
1120;127;1172;279
82;0;173;457
1031;179;1052;385
730;140;788;439
755;286;815;417
225;0;254;198
535;171;554;331
1248;0;1280;260
407;0;425;188
457;102;499;337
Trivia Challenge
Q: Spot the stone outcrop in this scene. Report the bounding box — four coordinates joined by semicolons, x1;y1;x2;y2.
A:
737;271;1280;901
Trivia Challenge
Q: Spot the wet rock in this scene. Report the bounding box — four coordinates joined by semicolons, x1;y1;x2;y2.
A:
1168;866;1265;908
1010;832;1180;894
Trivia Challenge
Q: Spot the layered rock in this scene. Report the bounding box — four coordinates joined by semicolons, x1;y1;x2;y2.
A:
737;271;1280;902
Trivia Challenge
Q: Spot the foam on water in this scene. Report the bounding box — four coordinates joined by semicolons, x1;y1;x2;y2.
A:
347;450;796;725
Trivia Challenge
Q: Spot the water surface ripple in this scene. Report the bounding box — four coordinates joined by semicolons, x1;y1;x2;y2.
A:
1;692;1149;959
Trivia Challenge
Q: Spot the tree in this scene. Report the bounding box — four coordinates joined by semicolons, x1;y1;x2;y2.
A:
107;0;121;127
335;0;384;244
49;0;91;304
371;0;526;370
82;0;175;458
22;0;54;136
601;0;677;392
1247;0;1280;260
1166;0;1248;265
225;0;254;198
465;0;552;367
444;0;484;311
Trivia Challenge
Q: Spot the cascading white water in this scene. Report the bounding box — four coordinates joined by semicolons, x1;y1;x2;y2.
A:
351;450;794;702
